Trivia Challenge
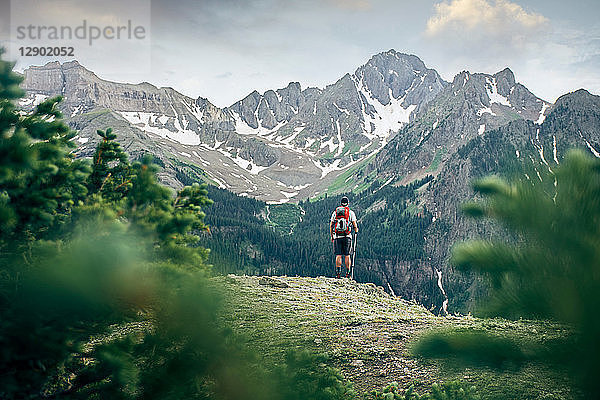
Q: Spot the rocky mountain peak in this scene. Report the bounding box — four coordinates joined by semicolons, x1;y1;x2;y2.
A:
354;50;439;107
283;81;301;92
542;89;600;157
19;51;449;202
373;66;551;191
40;60;62;69
491;68;516;100
446;67;549;124
250;89;261;97
554;88;597;107
22;59;103;99
451;70;474;86
21;62;65;97
494;67;516;87
371;49;426;70
62;60;83;69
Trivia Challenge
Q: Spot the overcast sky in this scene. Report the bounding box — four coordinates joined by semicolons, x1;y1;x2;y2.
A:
1;0;599;107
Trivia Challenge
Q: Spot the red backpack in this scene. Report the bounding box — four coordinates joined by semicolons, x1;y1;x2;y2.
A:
334;206;351;235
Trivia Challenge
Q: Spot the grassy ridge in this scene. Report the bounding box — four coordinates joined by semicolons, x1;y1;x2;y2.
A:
219;275;575;399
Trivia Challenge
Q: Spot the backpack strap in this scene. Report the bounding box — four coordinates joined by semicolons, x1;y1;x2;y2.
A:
344;207;350;234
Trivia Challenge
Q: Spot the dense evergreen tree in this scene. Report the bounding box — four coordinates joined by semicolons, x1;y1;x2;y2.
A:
0;51;89;244
87;127;132;202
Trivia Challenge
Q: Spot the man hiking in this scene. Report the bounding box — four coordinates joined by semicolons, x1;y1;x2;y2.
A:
330;196;358;279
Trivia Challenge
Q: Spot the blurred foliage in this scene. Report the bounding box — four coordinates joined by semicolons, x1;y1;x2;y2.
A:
273;350;356;400
367;380;479;400
413;329;527;370
0;50;356;399
414;149;600;398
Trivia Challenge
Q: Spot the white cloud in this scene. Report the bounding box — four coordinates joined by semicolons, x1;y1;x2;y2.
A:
421;1;600;103
426;0;548;43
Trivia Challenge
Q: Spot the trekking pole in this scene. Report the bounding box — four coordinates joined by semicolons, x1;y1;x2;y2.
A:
351;231;357;280
333;238;339;278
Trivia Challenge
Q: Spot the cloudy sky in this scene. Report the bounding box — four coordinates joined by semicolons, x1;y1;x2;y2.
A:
1;0;599;107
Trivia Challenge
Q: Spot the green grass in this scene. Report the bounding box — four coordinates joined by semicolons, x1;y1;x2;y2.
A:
404;202;423;216
322;151;336;160
352;169;378;194
80;108;112;117
171;158;218;186
426;147;447;173
327;154;376;195
309;140;321;152
341;142;362;156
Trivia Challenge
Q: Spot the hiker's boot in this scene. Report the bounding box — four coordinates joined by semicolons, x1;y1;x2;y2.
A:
345;270;350;278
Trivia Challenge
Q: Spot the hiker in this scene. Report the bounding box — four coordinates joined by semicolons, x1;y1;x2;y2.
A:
330;196;358;278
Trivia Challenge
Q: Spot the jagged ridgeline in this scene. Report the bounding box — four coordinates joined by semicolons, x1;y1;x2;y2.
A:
198;176;443;308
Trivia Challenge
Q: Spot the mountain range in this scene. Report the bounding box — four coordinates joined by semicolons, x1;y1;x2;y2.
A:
18;50;600;309
17;50;449;201
19;50;572;203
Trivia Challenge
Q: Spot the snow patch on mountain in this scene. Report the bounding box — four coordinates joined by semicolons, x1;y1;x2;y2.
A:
118;111;201;145
536;103;550;125
216;148;269;175
358;84;416;140
313;158;342;178
19;93;48;107
280;190;299;198
232;110;285;136
208;174;227;189
71;105;82;117
477;106;495;116
335;122;345;157
584;139;600;158
486;77;511;106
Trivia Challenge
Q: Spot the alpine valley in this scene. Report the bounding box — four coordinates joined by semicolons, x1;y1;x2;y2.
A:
18;50;600;311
